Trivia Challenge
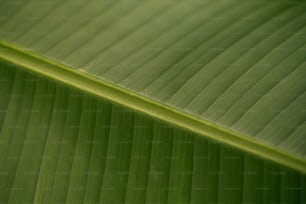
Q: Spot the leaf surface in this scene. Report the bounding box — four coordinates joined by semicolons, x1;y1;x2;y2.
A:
0;0;305;203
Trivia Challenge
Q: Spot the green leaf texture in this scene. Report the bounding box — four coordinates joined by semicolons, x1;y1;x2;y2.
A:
1;0;306;160
0;0;306;203
0;61;305;204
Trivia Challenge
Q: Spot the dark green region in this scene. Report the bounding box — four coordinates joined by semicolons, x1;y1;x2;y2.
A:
0;61;305;203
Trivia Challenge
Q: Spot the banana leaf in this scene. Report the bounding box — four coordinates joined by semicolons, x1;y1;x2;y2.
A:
0;0;305;203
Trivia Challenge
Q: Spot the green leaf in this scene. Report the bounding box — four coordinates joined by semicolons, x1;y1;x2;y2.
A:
0;1;305;203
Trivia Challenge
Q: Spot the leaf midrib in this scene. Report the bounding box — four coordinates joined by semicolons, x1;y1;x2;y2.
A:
0;40;305;174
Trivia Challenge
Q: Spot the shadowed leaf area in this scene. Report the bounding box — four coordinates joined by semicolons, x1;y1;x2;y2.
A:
0;62;305;204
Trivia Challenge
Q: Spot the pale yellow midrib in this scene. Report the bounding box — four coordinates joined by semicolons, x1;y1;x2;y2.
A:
0;40;305;174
